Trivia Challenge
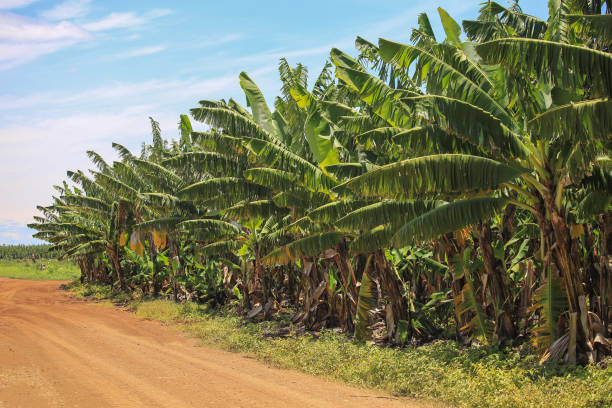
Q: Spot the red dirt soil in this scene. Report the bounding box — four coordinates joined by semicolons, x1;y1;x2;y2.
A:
0;278;435;407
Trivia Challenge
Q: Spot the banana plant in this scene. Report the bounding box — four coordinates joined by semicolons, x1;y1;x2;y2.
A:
328;2;611;352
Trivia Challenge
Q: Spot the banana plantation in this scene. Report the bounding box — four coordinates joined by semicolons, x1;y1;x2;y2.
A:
0;244;54;259
30;1;612;365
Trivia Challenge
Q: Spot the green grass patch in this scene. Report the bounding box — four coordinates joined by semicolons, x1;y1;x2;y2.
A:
69;284;612;408
66;281;113;299
0;259;80;280
134;299;209;323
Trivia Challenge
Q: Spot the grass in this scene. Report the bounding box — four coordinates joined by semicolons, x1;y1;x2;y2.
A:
67;283;612;408
0;259;80;280
67;281;113;298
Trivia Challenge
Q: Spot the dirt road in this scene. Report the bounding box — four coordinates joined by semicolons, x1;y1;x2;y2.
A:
0;278;429;407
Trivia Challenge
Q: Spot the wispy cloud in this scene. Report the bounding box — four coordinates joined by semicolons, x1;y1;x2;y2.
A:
0;5;173;69
0;40;75;69
0;13;91;69
113;45;166;59
40;0;91;21
82;12;145;31
0;108;157;225
0;73;239;225
0;73;240;113
0;0;38;10
147;9;172;19
82;8;172;32
0;13;90;42
0;219;41;244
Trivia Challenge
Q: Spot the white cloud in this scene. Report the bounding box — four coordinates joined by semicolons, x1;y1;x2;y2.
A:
146;8;172;19
0;13;90;41
0;109;153;224
0;0;38;10
0;6;172;69
40;0;91;20
82;12;143;31
83;8;172;32
110;32;242;61
0;219;40;244
0;74;238;112
0;13;90;68
0;72;241;225
113;45;165;59
0;40;73;68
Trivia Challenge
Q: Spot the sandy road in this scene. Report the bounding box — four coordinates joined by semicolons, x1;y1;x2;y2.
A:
0;278;431;407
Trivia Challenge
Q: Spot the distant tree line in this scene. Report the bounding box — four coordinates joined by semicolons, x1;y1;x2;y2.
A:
0;244;56;259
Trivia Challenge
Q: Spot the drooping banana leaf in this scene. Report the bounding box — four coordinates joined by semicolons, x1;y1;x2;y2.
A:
477;38;612;95
336;200;445;231
530;267;567;353
453;250;493;345
262;231;343;265
338;154;523;199
393;197;509;246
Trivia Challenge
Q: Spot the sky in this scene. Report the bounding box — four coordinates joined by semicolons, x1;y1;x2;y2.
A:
0;0;550;244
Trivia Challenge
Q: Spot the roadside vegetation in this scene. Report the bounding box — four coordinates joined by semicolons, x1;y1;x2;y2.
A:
68;281;612;408
0;259;80;280
28;1;612;405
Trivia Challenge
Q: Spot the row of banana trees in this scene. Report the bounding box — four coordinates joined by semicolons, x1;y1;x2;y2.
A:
31;1;611;364
0;244;54;259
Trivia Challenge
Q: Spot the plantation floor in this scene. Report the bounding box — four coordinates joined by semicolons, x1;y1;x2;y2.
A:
0;278;429;408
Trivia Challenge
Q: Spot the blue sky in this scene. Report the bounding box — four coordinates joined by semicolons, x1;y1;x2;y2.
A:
0;0;549;244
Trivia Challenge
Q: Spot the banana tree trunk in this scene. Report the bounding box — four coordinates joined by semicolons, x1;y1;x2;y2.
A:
501;204;517;244
539;190;597;361
544;197;582;314
253;248;270;308
292;257;330;330
168;237;179;301
600;213;612;335
107;246;125;291
437;233;468;341
78;260;86;283
477;223;516;341
331;243;358;322
240;259;251;310
373;250;409;343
